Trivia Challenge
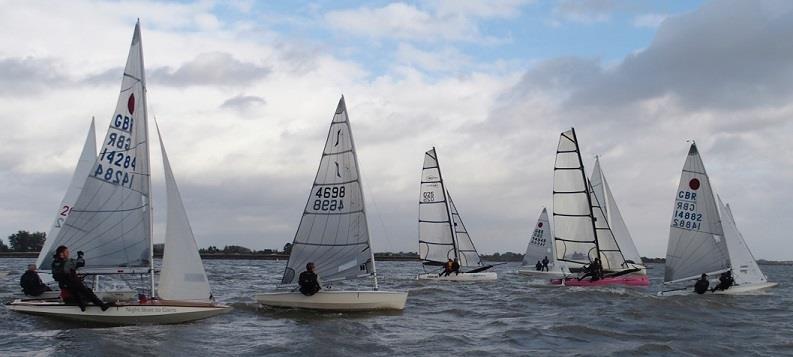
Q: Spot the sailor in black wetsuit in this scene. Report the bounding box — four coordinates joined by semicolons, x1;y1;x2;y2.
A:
51;245;110;311
535;260;543;271
298;262;321;296
542;256;550;272
694;273;709;294
20;264;51;296
711;271;734;292
577;258;603;281
451;259;460;275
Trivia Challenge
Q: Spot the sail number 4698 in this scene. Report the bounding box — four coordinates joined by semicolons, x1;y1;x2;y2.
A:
313;186;345;211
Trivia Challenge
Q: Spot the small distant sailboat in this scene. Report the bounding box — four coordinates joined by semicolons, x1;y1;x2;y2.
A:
255;97;408;311
658;143;776;296
6;21;231;324
550;128;649;287
589;157;647;275
517;208;566;278
416;148;497;281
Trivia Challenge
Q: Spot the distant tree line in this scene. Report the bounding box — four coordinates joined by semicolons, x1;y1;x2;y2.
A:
0;231;46;252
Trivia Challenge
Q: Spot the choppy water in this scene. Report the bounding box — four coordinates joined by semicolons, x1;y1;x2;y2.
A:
1;258;792;356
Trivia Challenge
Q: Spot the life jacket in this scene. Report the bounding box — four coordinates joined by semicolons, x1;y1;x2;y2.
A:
50;257;68;287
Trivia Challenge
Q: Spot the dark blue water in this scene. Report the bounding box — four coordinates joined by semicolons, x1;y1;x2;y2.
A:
1;258;791;356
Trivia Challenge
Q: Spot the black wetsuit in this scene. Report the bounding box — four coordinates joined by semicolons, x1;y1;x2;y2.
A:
20;270;51;296
51;256;106;310
535;262;543;271
712;272;734;292
694;277;709;294
298;270;321;296
541;257;550;272
451;261;460;275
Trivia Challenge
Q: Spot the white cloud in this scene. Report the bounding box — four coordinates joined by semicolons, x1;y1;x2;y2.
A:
553;0;615;24
633;13;667;28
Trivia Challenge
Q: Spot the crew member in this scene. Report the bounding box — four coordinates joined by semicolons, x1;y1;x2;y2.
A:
535;260;543;271
20;264;51;296
51;246;110;311
451;259;460;275
542;256;550;272
694;273;710;294
711;271;734;292
298;262;321;296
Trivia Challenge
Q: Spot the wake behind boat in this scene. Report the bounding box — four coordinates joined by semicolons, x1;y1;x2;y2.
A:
550;128;648;287
658;143;776;296
255;97;407;311
416;148;496;282
6;21;231;324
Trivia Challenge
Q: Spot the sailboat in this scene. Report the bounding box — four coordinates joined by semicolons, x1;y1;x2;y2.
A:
658;143;776;296
549;128;649;287
517;208;566;278
255;97;408;311
6;21;231;324
416;148;497;281
589;157;647;275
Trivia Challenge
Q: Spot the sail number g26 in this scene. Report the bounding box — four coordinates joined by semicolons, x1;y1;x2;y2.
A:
313;186;345;211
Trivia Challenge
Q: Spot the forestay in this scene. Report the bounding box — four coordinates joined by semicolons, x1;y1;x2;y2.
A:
590;158;643;265
281;97;374;284
38;23;152;272
156;125;211;301
553;129;598;267
717;197;767;285
521;208;560;272
447;192;483;268
664;143;730;284
37;119;96;270
418;148;457;265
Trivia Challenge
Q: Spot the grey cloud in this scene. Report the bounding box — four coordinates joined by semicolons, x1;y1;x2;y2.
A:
220;94;266;112
568;0;793;110
0;57;66;95
149;52;271;87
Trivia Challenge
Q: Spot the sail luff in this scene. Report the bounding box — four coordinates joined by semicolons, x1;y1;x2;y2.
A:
433;148;458;261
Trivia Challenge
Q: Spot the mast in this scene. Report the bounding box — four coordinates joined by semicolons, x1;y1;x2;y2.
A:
135;19;155;298
571;128;601;261
433;147;459;261
343;95;378;290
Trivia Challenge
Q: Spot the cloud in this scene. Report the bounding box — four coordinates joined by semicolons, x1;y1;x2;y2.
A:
553;0;615;24
632;13;667;28
0;57;66;96
220;94;266;112
150;52;271;87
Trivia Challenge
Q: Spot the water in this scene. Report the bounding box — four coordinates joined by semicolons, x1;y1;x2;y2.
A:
1;258;792;356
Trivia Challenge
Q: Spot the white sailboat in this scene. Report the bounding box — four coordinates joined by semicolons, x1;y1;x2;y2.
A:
550;128;649;287
658;143;776;296
589;157;647;274
517;208;566;278
6;21;231;324
416;148;497;281
255;97;408;311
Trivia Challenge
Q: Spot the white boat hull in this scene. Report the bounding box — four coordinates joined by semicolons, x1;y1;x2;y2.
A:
516;269;565;279
658;282;778;296
256;290;408;311
416;272;497;281
5;300;232;324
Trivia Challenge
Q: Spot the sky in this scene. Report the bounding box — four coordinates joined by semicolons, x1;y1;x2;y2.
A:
1;0;792;260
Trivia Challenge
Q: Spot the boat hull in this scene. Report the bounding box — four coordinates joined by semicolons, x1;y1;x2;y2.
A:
658;282;778;296
256;290;408;311
416;272;497;281
551;274;650;287
516;269;565;279
5;300;232;325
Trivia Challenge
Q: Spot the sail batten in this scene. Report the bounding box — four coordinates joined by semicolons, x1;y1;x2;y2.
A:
280;97;375;285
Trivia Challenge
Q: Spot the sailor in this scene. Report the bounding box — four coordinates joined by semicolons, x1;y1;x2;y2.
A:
711;271;734;292
20;264;51;296
577;258;603;281
75;251;85;269
51;246;110;311
451;259;461;275
298;262;321;296
440;259;454;277
694;273;709;294
535;260;543;271
542;256;550;272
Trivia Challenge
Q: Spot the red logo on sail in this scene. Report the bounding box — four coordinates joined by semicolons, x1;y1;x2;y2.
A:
127;94;135;114
689;178;700;190
538;222;543;227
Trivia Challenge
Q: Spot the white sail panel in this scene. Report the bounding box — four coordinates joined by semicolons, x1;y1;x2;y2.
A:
156;125;211;301
553;129;597;266
39;23;151;271
521;208;561;273
37;119;96;270
589;180;626;271
664;143;730;283
281;97;374;284
717;197;767;285
447;192;482;268
418;148;456;264
590;158;643;265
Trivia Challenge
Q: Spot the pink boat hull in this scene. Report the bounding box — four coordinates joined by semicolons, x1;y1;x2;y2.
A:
550;274;650;287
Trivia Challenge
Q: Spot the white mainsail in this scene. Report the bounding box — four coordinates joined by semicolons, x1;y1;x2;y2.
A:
717;197;767;285
156;124;211;301
36;119;96;270
280;96;375;285
447;192;483;268
664;143;730;284
38;22;152;273
590;158;643;266
521;208;561;272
